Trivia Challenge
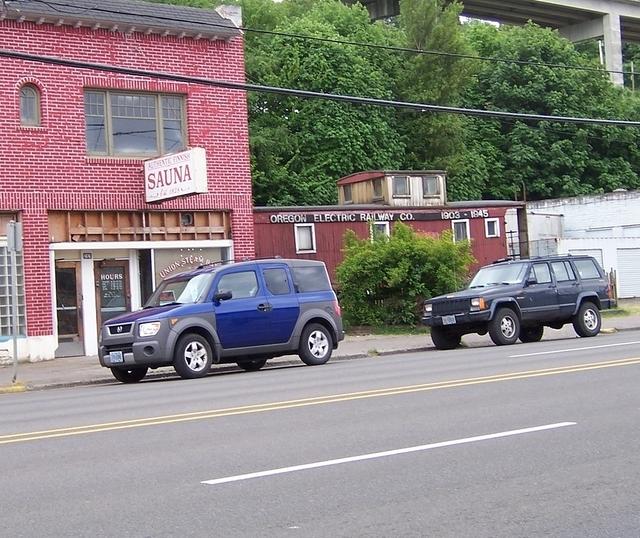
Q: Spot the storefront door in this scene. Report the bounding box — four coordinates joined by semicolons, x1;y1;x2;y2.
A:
55;261;84;357
95;261;131;328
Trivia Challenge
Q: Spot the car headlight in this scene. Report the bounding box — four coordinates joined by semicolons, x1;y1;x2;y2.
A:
139;321;161;337
470;298;487;311
424;303;433;315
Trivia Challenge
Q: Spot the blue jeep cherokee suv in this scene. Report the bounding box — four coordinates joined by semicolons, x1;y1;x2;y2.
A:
422;255;613;349
99;259;344;383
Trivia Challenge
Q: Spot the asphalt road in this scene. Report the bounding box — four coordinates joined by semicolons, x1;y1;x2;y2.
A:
2;331;640;537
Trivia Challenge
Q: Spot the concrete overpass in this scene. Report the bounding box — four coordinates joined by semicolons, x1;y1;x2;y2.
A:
343;0;640;85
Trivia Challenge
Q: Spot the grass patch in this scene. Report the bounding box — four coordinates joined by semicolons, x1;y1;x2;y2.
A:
602;300;640;317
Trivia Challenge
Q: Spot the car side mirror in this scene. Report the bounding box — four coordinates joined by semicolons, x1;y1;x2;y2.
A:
214;290;232;302
526;276;537;286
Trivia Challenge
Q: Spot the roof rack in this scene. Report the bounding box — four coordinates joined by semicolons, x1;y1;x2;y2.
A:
196;255;284;270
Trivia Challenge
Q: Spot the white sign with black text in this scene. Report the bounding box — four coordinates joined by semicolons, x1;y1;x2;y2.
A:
144;148;208;202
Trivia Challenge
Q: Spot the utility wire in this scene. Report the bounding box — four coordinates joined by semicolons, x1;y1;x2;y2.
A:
2;48;639;127
11;0;633;77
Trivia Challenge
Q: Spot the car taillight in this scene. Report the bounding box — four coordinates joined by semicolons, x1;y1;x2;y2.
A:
333;300;342;316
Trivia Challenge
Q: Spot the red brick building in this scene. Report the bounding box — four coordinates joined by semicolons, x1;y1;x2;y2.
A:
254;171;526;283
0;0;253;360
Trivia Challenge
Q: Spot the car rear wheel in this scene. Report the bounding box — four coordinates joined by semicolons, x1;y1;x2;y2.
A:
299;323;333;365
173;333;213;379
573;301;601;337
430;326;461;350
237;357;268;371
489;307;520;346
519;325;544;343
110;366;148;384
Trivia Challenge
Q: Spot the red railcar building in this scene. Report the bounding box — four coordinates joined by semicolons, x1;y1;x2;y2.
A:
1;1;253;361
254;171;526;282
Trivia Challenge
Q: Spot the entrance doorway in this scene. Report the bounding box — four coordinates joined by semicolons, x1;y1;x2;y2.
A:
55;261;84;357
95;260;131;328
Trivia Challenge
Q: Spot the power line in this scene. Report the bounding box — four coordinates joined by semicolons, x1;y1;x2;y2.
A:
3;48;639;127
12;0;633;77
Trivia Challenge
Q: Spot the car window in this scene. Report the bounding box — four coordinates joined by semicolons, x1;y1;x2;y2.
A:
263;268;291;295
146;273;213;306
216;271;259;299
551;261;576;282
291;265;331;292
468;262;528;288
573;259;601;280
532;263;552;284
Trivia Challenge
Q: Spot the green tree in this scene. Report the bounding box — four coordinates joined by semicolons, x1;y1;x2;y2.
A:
454;22;640;201
243;0;406;205
396;0;476;174
336;222;474;326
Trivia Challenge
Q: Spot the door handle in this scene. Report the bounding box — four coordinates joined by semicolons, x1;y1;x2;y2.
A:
257;303;272;312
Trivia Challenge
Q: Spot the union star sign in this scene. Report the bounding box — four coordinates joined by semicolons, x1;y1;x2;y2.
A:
144;148;208;202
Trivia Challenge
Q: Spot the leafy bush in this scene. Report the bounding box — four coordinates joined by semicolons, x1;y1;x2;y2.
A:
336;222;474;326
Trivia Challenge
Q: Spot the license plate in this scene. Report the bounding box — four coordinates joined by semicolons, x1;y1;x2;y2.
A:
441;315;457;325
109;351;124;364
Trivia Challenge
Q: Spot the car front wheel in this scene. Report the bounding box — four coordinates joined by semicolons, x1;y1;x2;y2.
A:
430;326;461;350
489;307;520;346
173;333;213;379
299;323;333;365
573;301;601;337
110;366;148;384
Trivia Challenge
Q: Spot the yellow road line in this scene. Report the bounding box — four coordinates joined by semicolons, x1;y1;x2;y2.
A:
2;356;639;445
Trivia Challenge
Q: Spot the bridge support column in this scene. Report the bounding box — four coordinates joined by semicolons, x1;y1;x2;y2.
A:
559;13;624;86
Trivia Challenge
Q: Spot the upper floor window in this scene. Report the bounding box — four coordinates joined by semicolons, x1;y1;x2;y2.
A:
392;176;410;197
422;176;440;196
84;91;186;157
373;178;383;199
20;84;41;127
343;184;353;204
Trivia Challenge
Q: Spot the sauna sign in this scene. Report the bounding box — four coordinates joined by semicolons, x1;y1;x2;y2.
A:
144;148;208;202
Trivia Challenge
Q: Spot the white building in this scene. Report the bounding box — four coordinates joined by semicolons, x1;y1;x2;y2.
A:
506;190;640;298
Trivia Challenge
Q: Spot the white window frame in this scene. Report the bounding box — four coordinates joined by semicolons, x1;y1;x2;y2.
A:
294;223;316;254
484;218;500;238
371;221;390;240
392;176;410;197
452;219;470;242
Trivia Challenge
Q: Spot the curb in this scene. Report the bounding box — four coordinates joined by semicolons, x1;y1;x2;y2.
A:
0;382;27;394
14;347;432;393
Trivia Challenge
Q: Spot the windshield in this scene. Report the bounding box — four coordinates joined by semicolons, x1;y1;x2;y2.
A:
469;263;528;288
145;273;214;307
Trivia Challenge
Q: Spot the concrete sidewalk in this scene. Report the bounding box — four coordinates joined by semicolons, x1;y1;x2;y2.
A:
2;312;640;393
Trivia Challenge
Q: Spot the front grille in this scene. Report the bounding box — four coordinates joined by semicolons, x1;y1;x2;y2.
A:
104;344;133;355
432;299;470;316
108;323;133;335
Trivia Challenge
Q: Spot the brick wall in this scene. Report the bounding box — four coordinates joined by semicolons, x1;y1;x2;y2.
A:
0;19;255;336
